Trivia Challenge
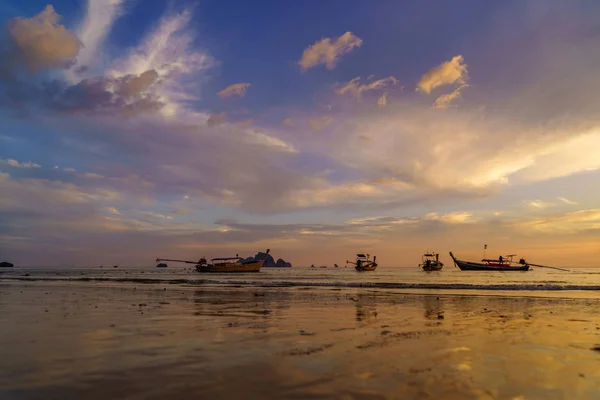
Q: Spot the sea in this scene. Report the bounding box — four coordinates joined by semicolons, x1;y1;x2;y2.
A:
2;265;599;297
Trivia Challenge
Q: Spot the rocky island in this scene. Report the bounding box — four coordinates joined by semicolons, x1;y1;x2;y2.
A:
241;251;292;268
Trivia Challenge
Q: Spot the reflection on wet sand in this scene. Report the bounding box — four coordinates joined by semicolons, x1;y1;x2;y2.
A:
0;283;599;399
354;294;379;325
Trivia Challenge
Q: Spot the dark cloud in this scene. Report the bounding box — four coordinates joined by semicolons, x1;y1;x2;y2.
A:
207;112;226;126
1;69;163;116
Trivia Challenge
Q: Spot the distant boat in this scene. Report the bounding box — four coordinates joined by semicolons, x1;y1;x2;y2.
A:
347;253;377;271
156;249;269;273
113;265;118;268
156;263;168;268
0;261;14;268
319;265;327;268
449;252;529;271
334;264;339;268
419;253;443;271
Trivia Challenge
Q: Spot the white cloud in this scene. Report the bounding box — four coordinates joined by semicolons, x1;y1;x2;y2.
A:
106;207;121;215
83;172;104;179
417;55;468;94
515;209;600;234
336;76;399;100
137;211;173;220
0;159;40;168
523;199;553;209
245;130;297;153
557;197;578;205
218;83;251;99
513;129;600;182
107;9;215;117
298;32;362;70
68;0;125;81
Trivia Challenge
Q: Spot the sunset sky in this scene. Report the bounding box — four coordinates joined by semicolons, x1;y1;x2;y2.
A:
1;0;599;267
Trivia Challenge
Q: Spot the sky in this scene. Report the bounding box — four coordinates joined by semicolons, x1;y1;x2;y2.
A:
0;0;599;267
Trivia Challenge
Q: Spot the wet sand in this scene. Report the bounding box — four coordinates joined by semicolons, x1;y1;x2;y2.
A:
1;281;599;399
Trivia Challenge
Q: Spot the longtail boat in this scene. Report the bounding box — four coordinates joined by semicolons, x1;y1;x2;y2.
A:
156;249;269;273
449;252;529;271
419;253;443;271
347;253;378;271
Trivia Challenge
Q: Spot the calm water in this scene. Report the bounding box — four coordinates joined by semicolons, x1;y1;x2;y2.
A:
2;266;600;295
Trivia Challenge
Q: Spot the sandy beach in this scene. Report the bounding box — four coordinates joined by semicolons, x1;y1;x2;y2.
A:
1;280;599;400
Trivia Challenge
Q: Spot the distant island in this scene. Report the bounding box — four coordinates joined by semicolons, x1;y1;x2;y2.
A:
242;251;292;268
0;261;14;268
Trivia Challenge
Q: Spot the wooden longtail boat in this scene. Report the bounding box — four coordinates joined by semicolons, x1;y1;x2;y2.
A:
449;252;529;271
156;249;270;273
347;253;378;271
419;253;443;271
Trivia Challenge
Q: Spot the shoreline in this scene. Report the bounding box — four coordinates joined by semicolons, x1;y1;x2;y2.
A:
2;277;600;300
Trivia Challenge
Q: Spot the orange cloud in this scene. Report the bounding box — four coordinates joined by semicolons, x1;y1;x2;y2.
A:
298;32;362;70
417;55;468;94
218;83;252;99
7;5;81;72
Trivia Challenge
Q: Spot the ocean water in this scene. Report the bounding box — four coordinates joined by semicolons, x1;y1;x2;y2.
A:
2;265;600;295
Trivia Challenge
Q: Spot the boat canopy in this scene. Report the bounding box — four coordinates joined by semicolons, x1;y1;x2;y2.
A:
424;253;434;257
211;257;243;261
356;253;367;258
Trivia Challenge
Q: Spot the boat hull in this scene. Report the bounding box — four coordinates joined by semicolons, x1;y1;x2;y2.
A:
421;262;444;271
449;252;529;271
195;260;263;273
356;265;377;271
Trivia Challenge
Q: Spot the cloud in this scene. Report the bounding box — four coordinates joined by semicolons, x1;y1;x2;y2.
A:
217;83;251;99
308;116;333;133
68;0;125;81
557;197;578;205
424;212;474;224
524;199;553;209
42;69;163;116
137;211;173;220
207;112;226;126
433;84;468;109
106;9;215;117
298;32;362;70
512;129;600;182
416;55;468;94
6;5;81;73
377;92;388;107
514;209;600;234
0;159;40;168
335;76;399;100
245;130;297;153
106;207;121;215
